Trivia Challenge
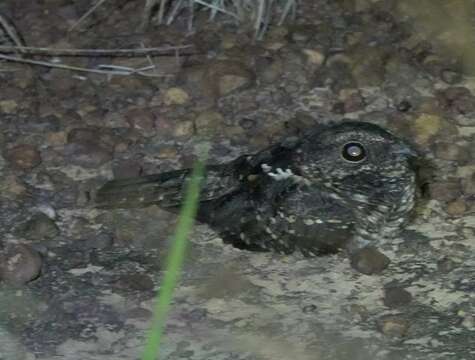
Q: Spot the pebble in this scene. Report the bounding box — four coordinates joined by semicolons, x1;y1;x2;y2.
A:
163;87;190;106
64;142;113;168
0;244;43;285
0;100;19;114
350;246;390;275
125;108;156;135
195;110;225;136
428;181;462;202
115;273;155;291
383;287;412;308
5;144;42;170
411;113;442;145
378;315;410;337
433;142;462;161
446;198;467;216
21;213;60;241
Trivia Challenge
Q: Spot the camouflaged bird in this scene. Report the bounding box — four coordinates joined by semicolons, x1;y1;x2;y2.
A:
96;121;417;258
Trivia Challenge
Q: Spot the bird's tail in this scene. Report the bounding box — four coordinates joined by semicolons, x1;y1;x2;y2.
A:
95;169;194;209
95;162;241;209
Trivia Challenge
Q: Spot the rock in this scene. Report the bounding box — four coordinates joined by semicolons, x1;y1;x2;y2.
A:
350;246;390;275
350;46;387;87
0;175;28;199
163;87;190;106
0;244;43;285
440;69;462;84
125;108;156;135
195;110;225;136
461;172;475;195
446;198;467;216
5;144;42;170
433;142;462;161
115;273;155;291
0;100;18;114
428;180;462;202
411;113;442;144
113;160;143;179
302;49;325;67
179;61;255;101
64;142;113;168
396;100;412;112
22;213;60;241
174;120;194;138
383;287;412;308
256;57;284;84
378;315;410;337
437;87;475;115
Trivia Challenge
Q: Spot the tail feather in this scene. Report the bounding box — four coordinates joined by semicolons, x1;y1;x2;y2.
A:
96;169;192;209
96;163;241;209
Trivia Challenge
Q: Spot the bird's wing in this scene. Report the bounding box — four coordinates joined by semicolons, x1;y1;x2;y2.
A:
96;136;302;209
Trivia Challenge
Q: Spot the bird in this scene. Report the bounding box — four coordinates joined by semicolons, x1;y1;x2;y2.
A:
96;121;417;259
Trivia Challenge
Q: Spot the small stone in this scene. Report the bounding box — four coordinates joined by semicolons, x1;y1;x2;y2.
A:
239;117;257;130
125;108;156;135
116;274;154;291
22;213;60;241
163;87;190;106
383;287;412;308
113;160;143;179
438;87;475;115
302;49;325;67
64;142;113;168
256;57;284;84
127;307;153;320
437;256;458;273
397;100;412;112
47;131;67;146
378;315;410;337
5;144;42;170
446;198;467;216
350;246;390;275
0;244;43;285
210;61;255;97
302;304;318;314
433;142;461;161
440;69;462;84
428;181;462;202
0;175;28;199
461;172;475;195
174;120;194;138
0;99;18;114
195;111;225;136
412;113;442;144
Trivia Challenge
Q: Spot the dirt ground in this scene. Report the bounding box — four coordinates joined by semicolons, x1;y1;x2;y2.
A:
0;1;474;359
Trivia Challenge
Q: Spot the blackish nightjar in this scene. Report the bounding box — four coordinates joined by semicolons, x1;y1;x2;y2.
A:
96;121;417;263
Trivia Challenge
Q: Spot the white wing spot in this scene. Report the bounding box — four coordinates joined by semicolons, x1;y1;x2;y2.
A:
268;168;294;181
261;163;272;173
303;219;315;226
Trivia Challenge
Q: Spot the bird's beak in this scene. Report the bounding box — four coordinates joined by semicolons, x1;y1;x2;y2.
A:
393;143;418;158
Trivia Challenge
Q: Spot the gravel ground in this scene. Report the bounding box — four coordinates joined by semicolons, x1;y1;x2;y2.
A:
0;1;474;359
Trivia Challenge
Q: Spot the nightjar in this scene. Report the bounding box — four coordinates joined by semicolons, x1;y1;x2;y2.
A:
96;121;417;262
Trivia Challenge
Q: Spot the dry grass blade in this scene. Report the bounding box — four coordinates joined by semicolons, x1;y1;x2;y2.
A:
0;13;26;53
0;44;195;57
0;53;171;77
69;0;109;32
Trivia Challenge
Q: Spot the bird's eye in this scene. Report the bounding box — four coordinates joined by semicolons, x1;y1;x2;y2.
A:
341;142;366;162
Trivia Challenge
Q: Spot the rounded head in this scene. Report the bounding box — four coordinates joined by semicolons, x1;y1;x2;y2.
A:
300;121;417;183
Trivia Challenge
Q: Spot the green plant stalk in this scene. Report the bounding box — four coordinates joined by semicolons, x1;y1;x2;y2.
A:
141;160;206;360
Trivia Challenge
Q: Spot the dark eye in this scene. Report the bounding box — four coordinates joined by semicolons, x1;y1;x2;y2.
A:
341;142;366;162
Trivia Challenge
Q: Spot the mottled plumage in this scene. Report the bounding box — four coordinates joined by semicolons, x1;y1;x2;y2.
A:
96;121;417;257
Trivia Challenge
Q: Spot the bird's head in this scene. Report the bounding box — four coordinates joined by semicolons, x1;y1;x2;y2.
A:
294;121;418;236
298;121;417;188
